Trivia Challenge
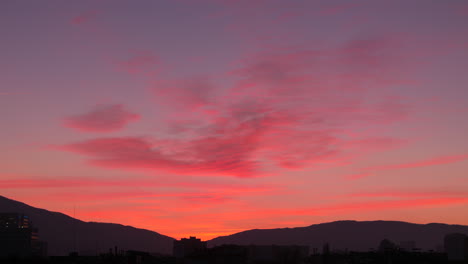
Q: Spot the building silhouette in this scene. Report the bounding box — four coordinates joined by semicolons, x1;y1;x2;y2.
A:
399;240;416;252
246;245;309;264
178;244;309;264
378;238;397;253
173;236;207;258
445;233;468;261
0;213;30;229
0;213;47;257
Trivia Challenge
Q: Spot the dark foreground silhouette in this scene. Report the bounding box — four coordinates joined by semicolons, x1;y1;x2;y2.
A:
209;220;468;252
0;196;174;255
0;249;460;264
1;195;468;263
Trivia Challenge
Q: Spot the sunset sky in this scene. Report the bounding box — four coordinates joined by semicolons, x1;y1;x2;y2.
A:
1;0;468;240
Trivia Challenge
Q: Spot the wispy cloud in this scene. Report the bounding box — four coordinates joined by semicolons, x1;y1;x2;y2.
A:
319;3;361;16
63;104;140;133
71;10;99;25
364;154;468;171
345;153;468;181
114;51;160;75
0;175;278;194
297;197;468;215
349;190;468;199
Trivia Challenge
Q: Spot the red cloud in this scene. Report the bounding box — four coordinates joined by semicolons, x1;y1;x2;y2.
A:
63;104;140;133
0;175;278;195
59;36;414;177
58;133;262;178
0;176;278;217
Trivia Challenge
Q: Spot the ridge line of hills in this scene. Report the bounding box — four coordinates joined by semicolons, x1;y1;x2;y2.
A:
2;195;468;256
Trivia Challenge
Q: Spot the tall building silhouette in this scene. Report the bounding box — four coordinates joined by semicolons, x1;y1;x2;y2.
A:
0;213;47;257
445;233;468;261
0;213;30;229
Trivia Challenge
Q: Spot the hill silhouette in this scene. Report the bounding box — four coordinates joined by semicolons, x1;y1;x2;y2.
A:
0;195;174;256
208;220;468;251
3;195;468;256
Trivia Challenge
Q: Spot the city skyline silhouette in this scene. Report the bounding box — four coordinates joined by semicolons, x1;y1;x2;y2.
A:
1;195;468;257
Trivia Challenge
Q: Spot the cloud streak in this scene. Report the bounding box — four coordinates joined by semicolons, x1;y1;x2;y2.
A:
71;10;99;25
115;51;159;75
0;175;277;194
63;104;140;133
364;154;468;171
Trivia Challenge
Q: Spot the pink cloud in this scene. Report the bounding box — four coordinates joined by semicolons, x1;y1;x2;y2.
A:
0;175;278;194
345;137;407;151
57;133;263;178
344;173;372;180
276;11;303;22
180;194;233;204
59;36;415;177
345;154;468;181
319;3;360;16
0;176;279;215
349;191;468;199
194;195;468;223
71;10;99;25
63;104;140;133
297;197;468;215
153;77;215;112
246;197;468;219
364;154;468;171
115;51;159;75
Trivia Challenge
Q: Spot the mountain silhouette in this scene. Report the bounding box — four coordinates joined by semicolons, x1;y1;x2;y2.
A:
0;195;174;256
208;220;468;252
3;195;468;256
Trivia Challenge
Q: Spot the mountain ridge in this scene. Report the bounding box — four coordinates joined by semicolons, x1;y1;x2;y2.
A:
0;195;175;256
208;219;468;251
3;195;468;255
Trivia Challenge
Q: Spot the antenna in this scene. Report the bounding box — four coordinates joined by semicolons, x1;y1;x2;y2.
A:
73;204;77;254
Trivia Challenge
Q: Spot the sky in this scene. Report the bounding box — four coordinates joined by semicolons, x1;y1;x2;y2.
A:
1;0;468;240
